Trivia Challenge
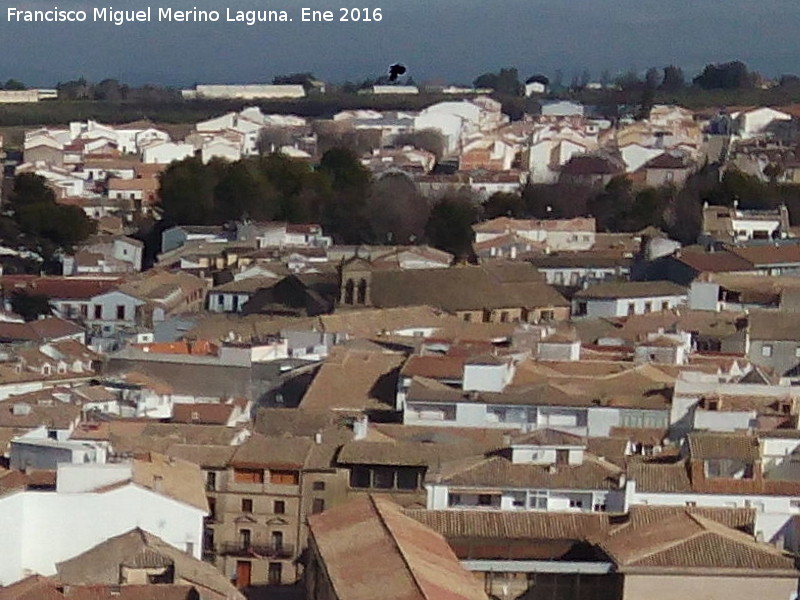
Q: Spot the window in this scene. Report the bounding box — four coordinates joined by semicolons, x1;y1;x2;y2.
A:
627;302;636;316
270;470;299;485
448;493;462;507
500;311;509;323
94;305;102;319
268;562;282;585
312;498;325;514
273;500;285;514
372;467;395;489
396;469;420;490
206;471;216;491
241;498;253;513
762;344;774;358
569;499;583;509
575;301;587;316
661;301;670;310
462;313;472;322
271;531;283;549
233;468;264;484
116;305;125;320
350;467;371;488
511;492;525;508
795;346;800;358
644;301;652;313
218;295;224;307
312;481;326;491
685;501;697;507
540;309;554;321
529;491;547;509
185;541;194;555
478;494;494;506
239;529;251;547
81;304;88;318
47;429;58;440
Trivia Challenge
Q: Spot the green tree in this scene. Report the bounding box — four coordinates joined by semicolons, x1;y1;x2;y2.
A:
318;148;372;243
473;68;522;95
214;159;278;221
483;192;526;218
3;78;26;90
10;291;51;321
366;172;429;244
9;174;95;253
425;194;480;260
158;157;223;224
693;61;755;90
660;65;686;91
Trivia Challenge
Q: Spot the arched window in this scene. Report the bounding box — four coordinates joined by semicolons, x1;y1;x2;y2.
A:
343;279;355;304
357;278;368;304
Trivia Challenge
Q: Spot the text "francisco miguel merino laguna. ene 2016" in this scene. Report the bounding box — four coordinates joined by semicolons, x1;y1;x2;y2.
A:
7;7;293;25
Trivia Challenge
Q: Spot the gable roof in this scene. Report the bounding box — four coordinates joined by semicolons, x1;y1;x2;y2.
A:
405;509;611;543
431;454;622;490
601;512;797;574
55;528;244;600
574;281;687;300
352;264;568;312
686;432;760;463
307;495;487;600
299;348;406;413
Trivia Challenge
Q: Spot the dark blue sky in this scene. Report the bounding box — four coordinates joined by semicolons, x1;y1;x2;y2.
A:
3;0;800;86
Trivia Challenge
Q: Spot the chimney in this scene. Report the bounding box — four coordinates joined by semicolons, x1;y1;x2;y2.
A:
353;415;369;440
314;431;323;444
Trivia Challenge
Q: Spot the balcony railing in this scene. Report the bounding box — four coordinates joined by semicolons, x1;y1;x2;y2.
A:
219;542;295;558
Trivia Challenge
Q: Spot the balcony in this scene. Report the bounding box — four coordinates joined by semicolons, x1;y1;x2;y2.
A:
219;542;295;558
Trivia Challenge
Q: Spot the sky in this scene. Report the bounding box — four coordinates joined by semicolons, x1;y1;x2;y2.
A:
2;0;800;87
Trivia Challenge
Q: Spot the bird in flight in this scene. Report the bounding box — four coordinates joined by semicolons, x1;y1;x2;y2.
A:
388;63;407;82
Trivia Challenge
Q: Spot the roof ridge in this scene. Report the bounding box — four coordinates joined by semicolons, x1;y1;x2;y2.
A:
369;495;430;600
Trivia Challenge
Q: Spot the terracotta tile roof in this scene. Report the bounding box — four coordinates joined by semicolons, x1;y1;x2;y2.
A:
300;348;406;413
253;408;342;438
405;509;611;542
730;244;800;267
749;309;800;341
574;280;687;299
585;437;629;467
0;276;122;300
107;177;158;192
0;318;84;343
0;400;81;430
473;217;595;234
625;505;755;532
627;460;692;493
63;585;196;600
601;512;797;573
337;440;480;467
510;428;585;446
130;453;208;512
0;575;65;600
431;454;623;491
673;249;754;273
79;421;243;454
165;444;237;469
401;355;466;379
55;528;244;600
307;496;487;600
359;264;568;312
686;432;759;462
171;403;235;425
229;433;313;469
